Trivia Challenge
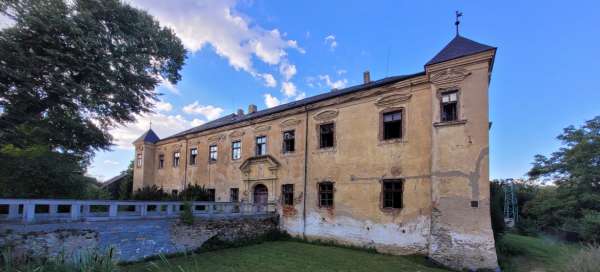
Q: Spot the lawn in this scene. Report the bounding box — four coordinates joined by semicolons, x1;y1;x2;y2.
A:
497;233;581;272
122;241;449;272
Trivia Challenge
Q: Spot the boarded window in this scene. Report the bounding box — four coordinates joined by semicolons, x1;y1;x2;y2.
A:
189;148;197;165
282;184;294;205
232;141;241;160
158;154;164;169
256;136;267;156
441;91;458;122
383;111;402;140
209;145;218;161
382;179;403;209
319;123;335;148
230;188;239;202
136;153;142;167
282;130;295;153
207;189;216;202
173;152;180;167
318;182;334;208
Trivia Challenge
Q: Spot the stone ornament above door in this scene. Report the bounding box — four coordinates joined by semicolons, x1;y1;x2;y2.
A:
239;155;280;181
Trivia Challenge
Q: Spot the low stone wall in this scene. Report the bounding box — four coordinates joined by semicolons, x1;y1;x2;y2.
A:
0;215;278;263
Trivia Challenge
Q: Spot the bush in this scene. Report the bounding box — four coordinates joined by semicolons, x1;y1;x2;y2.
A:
180;201;194;225
564;244;600;272
490;181;506;239
178;185;210;201
132;185;171;201
1;246;118;272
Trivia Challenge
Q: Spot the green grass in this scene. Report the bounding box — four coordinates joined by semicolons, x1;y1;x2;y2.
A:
121;241;449;272
497;233;581;272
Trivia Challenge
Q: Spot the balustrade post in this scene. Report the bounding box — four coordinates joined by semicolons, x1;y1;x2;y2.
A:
49;204;58;216
109;203;118;217
70;203;80;220
166;204;173;215
8;204;20;219
82;205;90;216
24;203;35;223
140;204;148;217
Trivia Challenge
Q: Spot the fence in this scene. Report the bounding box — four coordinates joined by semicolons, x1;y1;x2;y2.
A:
0;199;276;224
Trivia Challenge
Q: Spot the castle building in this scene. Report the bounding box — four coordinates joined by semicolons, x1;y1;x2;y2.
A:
133;35;498;271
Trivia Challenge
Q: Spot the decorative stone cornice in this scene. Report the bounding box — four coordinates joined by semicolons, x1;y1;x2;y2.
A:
207;134;225;142
229;130;245;138
253;125;271;132
375;93;412;107
313;110;338;121
430;68;471;85
280;118;302;128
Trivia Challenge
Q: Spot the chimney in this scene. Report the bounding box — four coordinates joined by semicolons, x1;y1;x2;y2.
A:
237;109;244;116
363;70;371;84
248;104;257;114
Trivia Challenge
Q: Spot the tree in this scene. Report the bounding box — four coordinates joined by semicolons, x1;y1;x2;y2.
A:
0;0;185;198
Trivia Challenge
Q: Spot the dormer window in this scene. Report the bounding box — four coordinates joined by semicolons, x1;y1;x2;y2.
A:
441;90;459;122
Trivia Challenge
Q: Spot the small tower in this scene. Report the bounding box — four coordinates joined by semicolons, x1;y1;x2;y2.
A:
132;128;160;190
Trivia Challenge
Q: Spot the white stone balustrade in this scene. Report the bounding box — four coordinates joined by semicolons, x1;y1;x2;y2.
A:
0;199;276;224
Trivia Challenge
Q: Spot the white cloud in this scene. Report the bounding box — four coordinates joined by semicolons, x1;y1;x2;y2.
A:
110;113;197;150
128;0;303;85
337;69;347;75
264;93;281;108
279;62;297;81
295;92;306;101
319;74;348;90
281;82;297;97
260;73;277;87
103;160;119;165
324;35;338;51
0;14;14;29
156;76;180;95
182;101;224;120
154;101;173;112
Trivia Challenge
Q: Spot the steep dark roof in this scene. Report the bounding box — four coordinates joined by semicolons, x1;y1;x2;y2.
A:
101;173;128;188
163;71;426;141
426;35;495;66
134;128;160;144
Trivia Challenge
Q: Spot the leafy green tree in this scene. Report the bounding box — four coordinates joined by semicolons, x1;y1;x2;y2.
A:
0;0;185;198
118;161;134;200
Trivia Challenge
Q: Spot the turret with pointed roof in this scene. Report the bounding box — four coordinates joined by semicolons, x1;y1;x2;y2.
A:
426;35;496;66
134;128;160;144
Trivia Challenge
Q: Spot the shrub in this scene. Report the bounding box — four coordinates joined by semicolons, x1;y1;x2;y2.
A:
132;185;170;201
180;201;194;225
178;185;210;201
564;244;600;272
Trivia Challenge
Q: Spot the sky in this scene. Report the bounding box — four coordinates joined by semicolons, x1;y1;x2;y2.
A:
83;0;600;182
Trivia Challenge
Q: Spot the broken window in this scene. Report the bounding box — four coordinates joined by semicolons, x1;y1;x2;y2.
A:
173;151;180;167
207;189;216;202
382;179;403;209
282;184;294;206
136;153;142;167
319;123;335;149
209;145;218;162
232;141;241;160
189;148;197;165
282;130;295;153
318;182;334;208
158;154;164;169
441;90;458;122
230;188;239;202
256;136;267;156
383;110;403;140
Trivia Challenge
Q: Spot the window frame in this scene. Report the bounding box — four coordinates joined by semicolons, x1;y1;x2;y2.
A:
173;151;180;167
209;144;218;162
439;90;460;122
231;140;241;160
136;153;142;168
255;135;267;156
207;189;216;202
317;181;334;208
281;184;294;206
318;122;336;149
230;188;239;202
158;154;164;169
379;108;405;141
381;179;404;210
189;148;198;165
282;130;295;153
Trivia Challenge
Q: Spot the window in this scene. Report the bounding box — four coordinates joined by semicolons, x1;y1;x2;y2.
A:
173;152;180;167
232;141;241;160
318;182;334;208
441;91;458;122
207;189;216;202
382;180;403;209
136;153;142;167
158;154;164;169
209;145;218;162
282;130;295;153
189;148;197;165
256;136;267;156
230;188;239;202
282;184;294;206
171;189;178;196
383;110;403;140
319;123;335;148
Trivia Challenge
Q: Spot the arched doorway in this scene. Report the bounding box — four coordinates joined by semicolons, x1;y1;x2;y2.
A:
253;184;268;212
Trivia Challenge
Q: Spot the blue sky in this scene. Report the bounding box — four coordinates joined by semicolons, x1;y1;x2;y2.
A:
87;0;600;182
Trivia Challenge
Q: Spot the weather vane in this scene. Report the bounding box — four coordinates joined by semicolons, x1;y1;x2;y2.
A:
149;120;152;129
455;10;463;36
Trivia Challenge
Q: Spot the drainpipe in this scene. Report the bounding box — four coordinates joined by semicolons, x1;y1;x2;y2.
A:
302;106;309;239
183;138;189;190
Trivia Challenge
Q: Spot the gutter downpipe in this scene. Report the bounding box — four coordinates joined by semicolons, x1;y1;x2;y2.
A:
302;106;309;239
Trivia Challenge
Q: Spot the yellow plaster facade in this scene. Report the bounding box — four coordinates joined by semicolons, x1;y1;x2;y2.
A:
133;36;498;271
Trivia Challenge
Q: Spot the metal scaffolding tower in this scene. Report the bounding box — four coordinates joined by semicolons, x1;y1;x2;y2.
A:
503;180;519;227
